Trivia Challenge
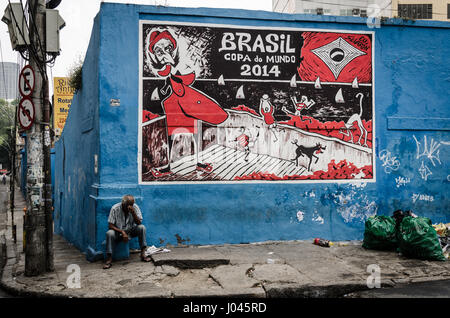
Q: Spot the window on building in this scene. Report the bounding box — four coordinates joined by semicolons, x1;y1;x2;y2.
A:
316;7;323;15
340;8;365;17
398;4;432;19
339;9;352;16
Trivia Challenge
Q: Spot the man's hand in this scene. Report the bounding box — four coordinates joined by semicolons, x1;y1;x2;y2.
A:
128;205;142;225
122;230;129;243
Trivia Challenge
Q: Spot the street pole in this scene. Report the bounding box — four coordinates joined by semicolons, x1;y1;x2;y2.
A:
9;99;17;244
24;0;53;276
43;76;54;272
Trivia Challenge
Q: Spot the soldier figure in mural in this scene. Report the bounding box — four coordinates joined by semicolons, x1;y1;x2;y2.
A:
146;29;228;178
259;94;279;142
234;126;260;162
282;95;316;123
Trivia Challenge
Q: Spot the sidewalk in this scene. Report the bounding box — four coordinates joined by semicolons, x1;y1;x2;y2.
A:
1;184;450;298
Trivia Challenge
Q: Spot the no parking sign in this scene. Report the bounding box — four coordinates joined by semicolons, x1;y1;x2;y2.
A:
18;65;35;97
18;97;35;130
18;65;36;130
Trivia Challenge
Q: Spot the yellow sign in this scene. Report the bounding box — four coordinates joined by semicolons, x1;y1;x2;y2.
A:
53;77;75;136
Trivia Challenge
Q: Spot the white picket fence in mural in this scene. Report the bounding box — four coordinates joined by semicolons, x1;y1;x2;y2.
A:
216;110;373;173
168;144;307;181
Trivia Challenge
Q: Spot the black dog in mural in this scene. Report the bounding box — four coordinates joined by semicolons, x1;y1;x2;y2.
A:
291;140;327;171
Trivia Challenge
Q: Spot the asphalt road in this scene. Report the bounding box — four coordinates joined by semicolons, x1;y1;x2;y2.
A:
345;279;450;298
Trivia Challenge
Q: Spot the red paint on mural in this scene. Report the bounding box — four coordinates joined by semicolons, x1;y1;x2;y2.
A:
231;105;260;117
298;32;372;83
279;116;372;148
143;110;160;122
234;160;373;181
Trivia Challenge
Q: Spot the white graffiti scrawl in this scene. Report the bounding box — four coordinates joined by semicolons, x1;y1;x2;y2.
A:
412;193;434;204
379;149;400;174
413;136;450;181
395;176;411;188
296;211;305;222
418;161;432;181
413;135;441;166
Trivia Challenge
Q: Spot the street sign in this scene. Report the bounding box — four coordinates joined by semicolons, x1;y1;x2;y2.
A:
18;97;35;130
18;65;35;97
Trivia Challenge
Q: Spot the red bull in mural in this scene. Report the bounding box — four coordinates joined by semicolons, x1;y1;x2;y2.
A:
139;22;375;183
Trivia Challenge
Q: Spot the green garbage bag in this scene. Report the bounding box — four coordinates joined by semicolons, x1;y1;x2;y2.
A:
398;216;446;261
362;215;398;250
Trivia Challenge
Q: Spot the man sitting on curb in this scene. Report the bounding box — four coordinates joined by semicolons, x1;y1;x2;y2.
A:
103;195;151;269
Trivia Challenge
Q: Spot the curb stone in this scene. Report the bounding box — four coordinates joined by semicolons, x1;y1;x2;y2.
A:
263;282;371;298
0;239;67;298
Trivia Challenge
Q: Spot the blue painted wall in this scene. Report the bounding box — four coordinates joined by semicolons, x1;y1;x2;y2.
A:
53;3;450;258
53;11;101;252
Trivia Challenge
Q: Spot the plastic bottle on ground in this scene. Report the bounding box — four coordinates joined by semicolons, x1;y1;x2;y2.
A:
313;238;334;247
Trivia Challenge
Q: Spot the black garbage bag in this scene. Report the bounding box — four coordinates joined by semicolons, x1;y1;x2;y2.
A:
398;216;446;261
392;210;405;227
362;215;398;250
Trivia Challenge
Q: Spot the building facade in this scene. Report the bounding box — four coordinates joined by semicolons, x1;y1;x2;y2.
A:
53;3;449;260
0;62;19;100
273;0;391;17
392;0;450;21
273;0;450;21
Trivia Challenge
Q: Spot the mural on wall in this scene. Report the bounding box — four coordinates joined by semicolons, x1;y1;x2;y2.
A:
139;22;375;183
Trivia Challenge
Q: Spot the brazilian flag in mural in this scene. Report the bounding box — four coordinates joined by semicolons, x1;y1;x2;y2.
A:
138;21;374;183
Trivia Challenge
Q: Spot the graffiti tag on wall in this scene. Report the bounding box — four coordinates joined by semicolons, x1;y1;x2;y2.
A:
139;22;375;183
414;135;449;181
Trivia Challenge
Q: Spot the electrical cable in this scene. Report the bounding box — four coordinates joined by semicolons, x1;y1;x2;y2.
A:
24;0;45;63
8;0;36;62
7;0;48;116
8;0;48;78
7;0;46;77
19;50;30;61
24;0;48;69
23;0;48;79
5;0;31;61
25;0;58;65
27;1;58;75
